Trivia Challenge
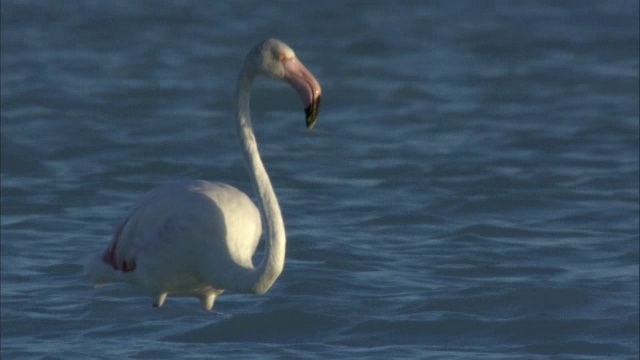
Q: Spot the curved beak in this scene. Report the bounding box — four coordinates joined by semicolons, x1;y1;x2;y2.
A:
283;57;322;130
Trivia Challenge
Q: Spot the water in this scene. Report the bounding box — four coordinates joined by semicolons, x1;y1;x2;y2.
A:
2;1;638;358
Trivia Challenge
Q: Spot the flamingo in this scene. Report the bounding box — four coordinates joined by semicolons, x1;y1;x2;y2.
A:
85;38;322;311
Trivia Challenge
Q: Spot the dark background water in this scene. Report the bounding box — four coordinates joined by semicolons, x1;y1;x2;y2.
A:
2;1;639;359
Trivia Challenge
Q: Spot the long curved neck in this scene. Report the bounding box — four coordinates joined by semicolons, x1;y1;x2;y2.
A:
235;69;286;295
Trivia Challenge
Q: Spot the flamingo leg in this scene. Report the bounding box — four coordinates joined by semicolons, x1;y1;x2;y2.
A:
153;292;168;308
200;290;225;311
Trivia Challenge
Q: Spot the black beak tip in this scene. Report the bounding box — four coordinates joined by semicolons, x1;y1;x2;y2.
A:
305;96;321;130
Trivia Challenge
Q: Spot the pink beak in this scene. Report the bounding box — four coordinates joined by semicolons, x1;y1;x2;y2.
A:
283;57;322;129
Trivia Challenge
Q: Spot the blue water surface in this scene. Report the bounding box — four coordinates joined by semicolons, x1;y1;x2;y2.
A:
2;1;639;359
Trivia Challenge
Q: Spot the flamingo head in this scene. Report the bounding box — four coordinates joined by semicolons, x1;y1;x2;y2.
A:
246;38;322;129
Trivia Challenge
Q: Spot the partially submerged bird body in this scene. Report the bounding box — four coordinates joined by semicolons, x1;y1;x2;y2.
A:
87;180;261;310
